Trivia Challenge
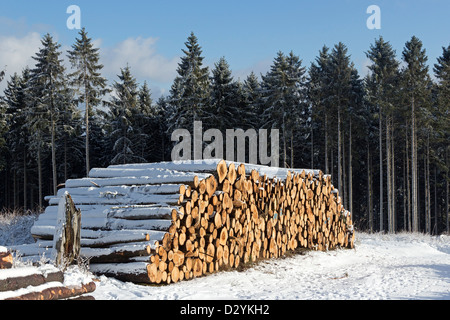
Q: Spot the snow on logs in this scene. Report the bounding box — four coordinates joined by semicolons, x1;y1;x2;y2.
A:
0;261;96;300
145;160;354;284
25;160;354;285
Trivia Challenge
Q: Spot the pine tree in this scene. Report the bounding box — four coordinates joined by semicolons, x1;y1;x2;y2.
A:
88;111;110;169
433;44;450;233
134;81;154;162
67;27;109;176
365;36;400;232
3;70;33;209
155;96;174;162
402;36;432;232
168;33;210;134
328;43;353;202
107;65;144;165
242;72;262;129
56;80;84;183
347;66;365;225
308;46;332;173
29;33;66;197
0;90;6;172
24;72;50;209
261;51;306;168
208;57;239;132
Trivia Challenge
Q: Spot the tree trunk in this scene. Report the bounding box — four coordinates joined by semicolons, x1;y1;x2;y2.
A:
338;105;342;201
379;104;384;232
386;115;392;233
424;157;429;233
343;129;347;209
51;114;57;196
406;119;411;231
311;121;314;169
282;115;287;168
64;137;68;183
325;114;328;174
446;147;449;234
291;131;294;169
427;132;431;234
391;118;396;232
349;117;353;217
23;152;27;211
13;170;17;209
368;143;373;232
37;144;42;209
50;81;57;197
403;151;407;231
412;96;418;232
85;83;90;177
434;165;437;235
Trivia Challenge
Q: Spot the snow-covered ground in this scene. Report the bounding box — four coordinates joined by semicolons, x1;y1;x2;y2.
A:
1;214;449;300
90;232;450;300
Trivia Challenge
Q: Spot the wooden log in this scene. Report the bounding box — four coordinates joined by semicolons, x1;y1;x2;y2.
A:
206;176;218;198
0;251;13;269
227;163;237;185
206;243;215;263
82;242;153;264
4;281;96;300
217;160;228;183
193;258;203;278
55;183;186;199
65;173;210;189
47;193;181;206
0;267;64;292
171;266;180;283
172;251;185;267
219;227;228;246
5;282;96;300
80;229;163;248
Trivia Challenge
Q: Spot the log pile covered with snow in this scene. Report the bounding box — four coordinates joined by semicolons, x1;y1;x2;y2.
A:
14;160;354;285
0;249;96;300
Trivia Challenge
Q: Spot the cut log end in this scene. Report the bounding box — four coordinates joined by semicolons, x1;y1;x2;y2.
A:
217;160;228;183
0;251;13;269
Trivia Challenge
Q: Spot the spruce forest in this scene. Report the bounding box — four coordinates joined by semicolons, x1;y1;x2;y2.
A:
0;29;448;235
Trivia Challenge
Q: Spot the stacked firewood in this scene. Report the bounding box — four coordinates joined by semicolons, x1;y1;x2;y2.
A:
146;160;354;284
20;160;354;285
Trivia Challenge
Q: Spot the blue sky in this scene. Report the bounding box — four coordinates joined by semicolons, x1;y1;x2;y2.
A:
0;0;449;97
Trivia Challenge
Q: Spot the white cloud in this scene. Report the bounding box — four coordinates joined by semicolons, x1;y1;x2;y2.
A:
0;32;42;91
232;58;272;82
0;33;179;98
99;36;179;85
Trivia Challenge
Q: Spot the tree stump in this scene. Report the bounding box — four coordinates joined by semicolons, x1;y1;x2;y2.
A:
53;192;82;270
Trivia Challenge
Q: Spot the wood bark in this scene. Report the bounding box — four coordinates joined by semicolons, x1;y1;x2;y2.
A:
54;193;81;269
0;270;64;292
5;281;96;300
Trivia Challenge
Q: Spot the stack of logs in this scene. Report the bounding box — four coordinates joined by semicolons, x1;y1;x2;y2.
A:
22;160;354;285
0;246;96;300
146;160;354;284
